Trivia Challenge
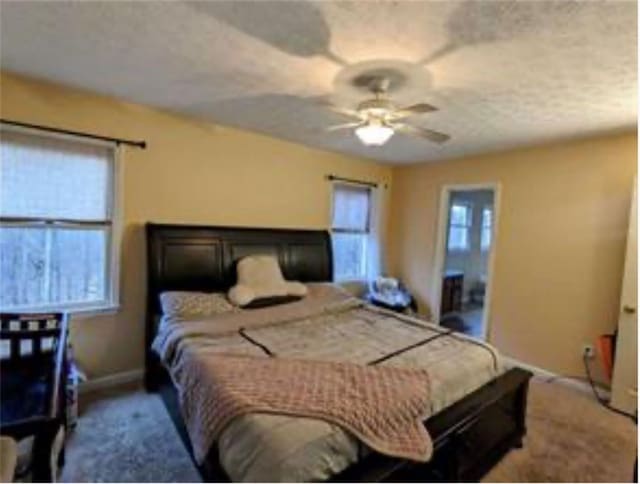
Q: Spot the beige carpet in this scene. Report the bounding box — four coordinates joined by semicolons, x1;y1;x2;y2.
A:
60;378;636;482
60;383;200;483
484;378;636;483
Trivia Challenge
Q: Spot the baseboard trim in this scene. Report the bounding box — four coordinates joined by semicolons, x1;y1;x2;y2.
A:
79;368;144;394
503;356;610;399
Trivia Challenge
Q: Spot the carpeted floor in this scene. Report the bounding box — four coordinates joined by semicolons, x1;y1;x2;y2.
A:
60;378;636;483
483;379;636;482
60;382;200;483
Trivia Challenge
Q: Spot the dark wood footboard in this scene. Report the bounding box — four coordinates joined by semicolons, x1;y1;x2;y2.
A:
153;366;532;482
334;367;532;482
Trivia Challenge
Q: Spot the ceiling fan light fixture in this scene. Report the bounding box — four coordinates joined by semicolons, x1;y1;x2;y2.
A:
355;123;394;146
325;77;448;146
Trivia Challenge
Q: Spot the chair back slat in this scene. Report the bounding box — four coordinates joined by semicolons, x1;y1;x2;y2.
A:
10;338;20;361
0;313;65;362
32;337;41;356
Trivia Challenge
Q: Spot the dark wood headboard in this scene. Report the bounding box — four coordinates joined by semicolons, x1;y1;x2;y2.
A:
144;223;333;386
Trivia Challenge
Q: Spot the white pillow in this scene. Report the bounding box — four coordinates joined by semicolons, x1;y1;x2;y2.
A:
160;291;236;318
228;255;308;307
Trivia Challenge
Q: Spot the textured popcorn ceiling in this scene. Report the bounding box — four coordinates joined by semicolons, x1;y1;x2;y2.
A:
0;1;636;164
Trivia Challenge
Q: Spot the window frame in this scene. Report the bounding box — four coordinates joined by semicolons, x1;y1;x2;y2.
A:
329;182;372;282
0;126;122;315
447;202;473;252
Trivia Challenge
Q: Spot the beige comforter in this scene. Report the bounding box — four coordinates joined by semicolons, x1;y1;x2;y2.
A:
153;284;501;482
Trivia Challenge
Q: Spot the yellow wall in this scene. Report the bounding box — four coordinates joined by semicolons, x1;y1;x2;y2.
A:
0;72;393;378
389;133;637;378
2;71;635;382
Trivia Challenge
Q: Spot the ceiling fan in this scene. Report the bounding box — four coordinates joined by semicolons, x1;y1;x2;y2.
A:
325;78;450;147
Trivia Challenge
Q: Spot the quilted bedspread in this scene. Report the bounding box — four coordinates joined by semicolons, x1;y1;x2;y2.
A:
175;351;433;464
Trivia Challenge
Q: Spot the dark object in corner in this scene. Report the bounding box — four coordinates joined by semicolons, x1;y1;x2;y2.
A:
440;313;470;334
145;222;532;482
242;295;303;309
441;271;464;315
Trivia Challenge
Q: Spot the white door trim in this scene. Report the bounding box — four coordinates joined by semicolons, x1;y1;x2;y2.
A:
431;183;502;342
610;178;637;413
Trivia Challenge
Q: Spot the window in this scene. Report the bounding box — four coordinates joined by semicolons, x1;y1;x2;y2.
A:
331;183;371;280
481;206;493;251
0;129;119;312
447;203;472;251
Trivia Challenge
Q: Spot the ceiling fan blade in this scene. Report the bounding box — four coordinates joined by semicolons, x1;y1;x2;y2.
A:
394;123;450;143
326;122;362;132
390;103;438;120
321;102;363;120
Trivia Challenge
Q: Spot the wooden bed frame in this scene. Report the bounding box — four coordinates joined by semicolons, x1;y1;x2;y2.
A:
145;222;532;482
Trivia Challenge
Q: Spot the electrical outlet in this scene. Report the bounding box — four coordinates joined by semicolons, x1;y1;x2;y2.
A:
582;344;595;359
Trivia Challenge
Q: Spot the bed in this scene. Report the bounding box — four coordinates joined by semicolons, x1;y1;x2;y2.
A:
145;223;531;482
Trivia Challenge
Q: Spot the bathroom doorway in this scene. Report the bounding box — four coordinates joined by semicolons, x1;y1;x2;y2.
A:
433;184;500;340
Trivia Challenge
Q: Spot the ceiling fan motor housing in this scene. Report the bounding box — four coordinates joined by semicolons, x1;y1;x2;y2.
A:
356;98;395;119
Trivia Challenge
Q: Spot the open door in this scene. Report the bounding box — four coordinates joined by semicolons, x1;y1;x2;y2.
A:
610;181;637;414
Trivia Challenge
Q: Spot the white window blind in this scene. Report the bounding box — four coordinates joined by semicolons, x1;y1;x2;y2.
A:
331;183;371;280
447;203;472;251
481;206;493;251
0;129;118;312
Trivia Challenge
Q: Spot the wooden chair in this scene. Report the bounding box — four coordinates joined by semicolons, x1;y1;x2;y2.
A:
0;312;69;482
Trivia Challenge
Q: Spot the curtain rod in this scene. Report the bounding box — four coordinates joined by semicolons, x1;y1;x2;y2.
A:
326;174;384;189
0;119;147;149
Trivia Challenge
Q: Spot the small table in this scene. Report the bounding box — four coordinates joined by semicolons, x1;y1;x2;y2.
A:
367;290;418;314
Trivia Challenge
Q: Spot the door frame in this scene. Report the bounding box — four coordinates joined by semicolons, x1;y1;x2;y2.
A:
431;182;502;341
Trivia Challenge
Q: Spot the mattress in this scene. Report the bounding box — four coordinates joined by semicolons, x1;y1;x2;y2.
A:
153;284;502;482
